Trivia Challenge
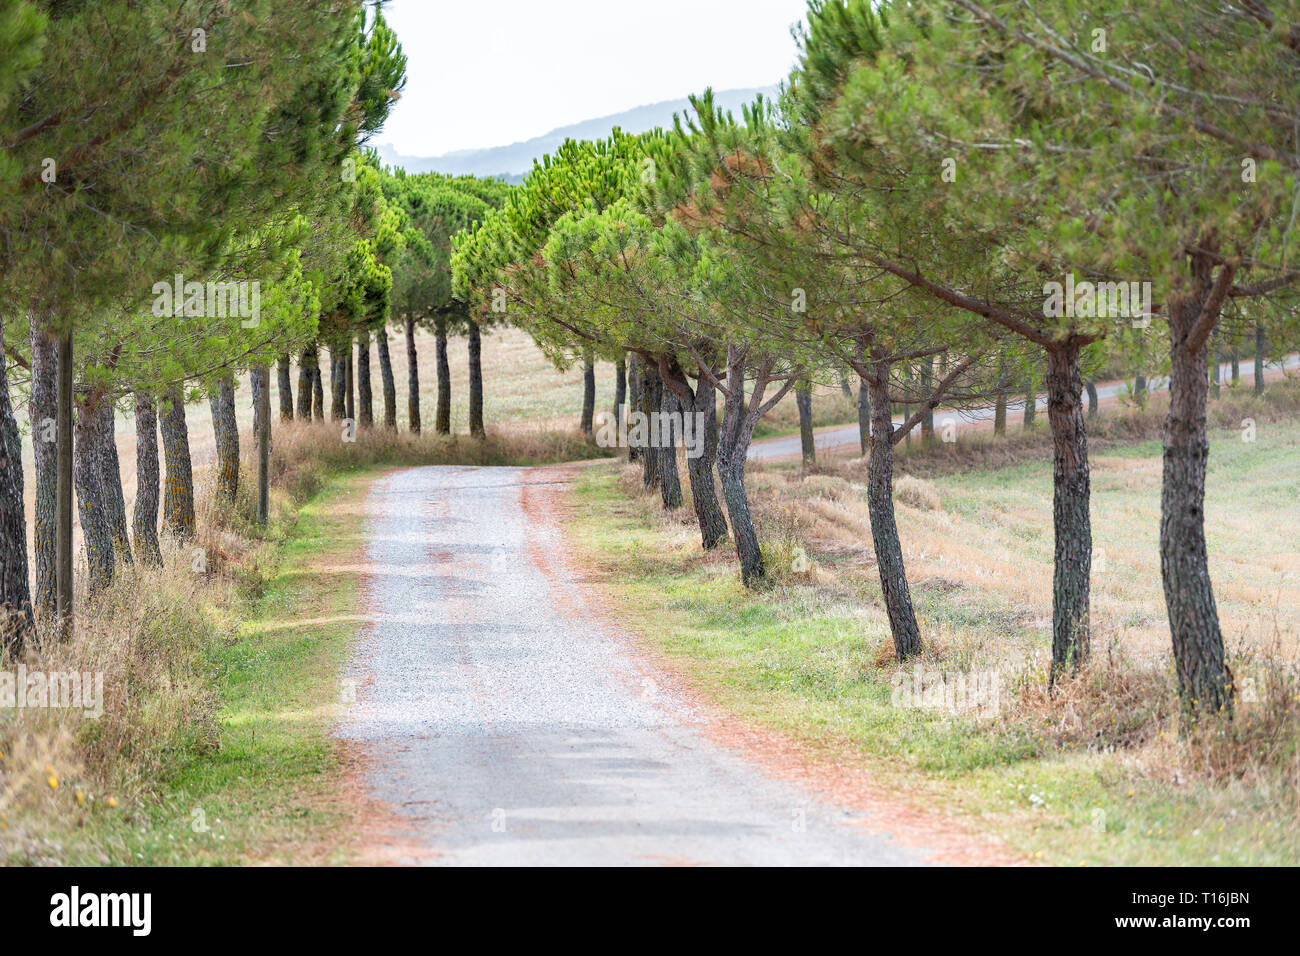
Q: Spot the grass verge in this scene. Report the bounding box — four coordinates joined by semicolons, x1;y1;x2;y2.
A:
567;403;1300;866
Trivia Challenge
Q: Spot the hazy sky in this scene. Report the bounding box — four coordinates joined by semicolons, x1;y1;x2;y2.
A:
378;0;811;157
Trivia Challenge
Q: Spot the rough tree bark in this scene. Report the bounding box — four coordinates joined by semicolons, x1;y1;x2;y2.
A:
96;401;132;567
73;397;114;595
377;329;397;429
865;366;922;659
29;316;57;620
658;386;683;511
626;354;641;462
209;376;239;505
329;349;345;420
357;330;373;428
405;316;420;434
1163;271;1232;715
0;317;33;651
311;365;323;421
435;319;450;435
660;359;727;550
297;346;315;421
468;322;484;437
160;389;196;542
255;365;270;527
345;343;356;423
639;362;663;491
277;354;293;421
1045;341;1092;681
614;358;626;430
1085;380;1098;420
132;392;163;566
580;351;595;435
56;330;73;636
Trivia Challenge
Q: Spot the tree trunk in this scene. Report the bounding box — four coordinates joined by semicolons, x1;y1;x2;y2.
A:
345;342;356;423
256;365;270;526
658;386;683;510
357;330;373;428
435;321;450;435
639;362;663;491
297;346;315;421
29;316;57;620
132;392;163;566
277;354;293;421
713;351;767;587
210;377;239;505
614;358;626;430
73;397;114;595
1023;377;1037;426
160;389;196;542
55;329;74;637
839;373;852;397
796;377;815;464
311;365;324;421
1085;380;1098;420
97;401;132;566
405;316;420;434
468;322;484;437
857;376;870;454
920;358;935;442
0;316;33;652
994;389;1007;435
1254;321;1266;395
329;349;345;420
1163;288;1229;715
581;351;595;435
1045;342;1092;681
683;376;727;549
377;329;397;429
627;354;641;462
866;368;922;659
1230;336;1240;384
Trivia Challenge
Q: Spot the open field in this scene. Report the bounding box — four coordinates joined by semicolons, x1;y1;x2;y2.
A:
567;388;1300;865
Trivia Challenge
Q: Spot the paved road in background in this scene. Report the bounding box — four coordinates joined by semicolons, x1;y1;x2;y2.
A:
749;355;1300;461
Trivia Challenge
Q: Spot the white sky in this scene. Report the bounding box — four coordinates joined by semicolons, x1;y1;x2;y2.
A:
377;0;811;156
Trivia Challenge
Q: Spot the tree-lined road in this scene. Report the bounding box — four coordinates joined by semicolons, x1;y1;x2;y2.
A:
338;465;931;866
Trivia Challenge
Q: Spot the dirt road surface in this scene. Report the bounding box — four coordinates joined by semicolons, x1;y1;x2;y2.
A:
337;465;961;866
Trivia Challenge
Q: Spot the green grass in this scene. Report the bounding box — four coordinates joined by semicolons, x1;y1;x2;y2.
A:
568;419;1300;866
56;469;375;865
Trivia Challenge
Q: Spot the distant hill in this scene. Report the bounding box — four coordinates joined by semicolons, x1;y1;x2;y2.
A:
375;85;781;182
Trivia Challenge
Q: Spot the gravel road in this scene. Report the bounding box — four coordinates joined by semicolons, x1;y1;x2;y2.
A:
337;465;931;866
